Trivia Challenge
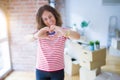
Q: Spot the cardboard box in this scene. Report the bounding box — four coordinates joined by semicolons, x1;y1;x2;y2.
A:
79;59;106;70
109;46;120;56
80;48;106;62
64;53;80;76
111;38;120;50
79;67;101;80
79;48;106;70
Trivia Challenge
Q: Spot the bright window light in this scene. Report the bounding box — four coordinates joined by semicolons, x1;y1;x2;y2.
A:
0;9;7;39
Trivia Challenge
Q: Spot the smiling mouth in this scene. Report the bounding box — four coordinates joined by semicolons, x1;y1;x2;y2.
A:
49;21;55;26
49;24;53;26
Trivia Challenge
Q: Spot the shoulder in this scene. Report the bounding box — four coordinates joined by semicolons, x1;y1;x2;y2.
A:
61;26;70;30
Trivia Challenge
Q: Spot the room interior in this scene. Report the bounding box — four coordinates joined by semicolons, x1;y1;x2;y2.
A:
0;0;120;80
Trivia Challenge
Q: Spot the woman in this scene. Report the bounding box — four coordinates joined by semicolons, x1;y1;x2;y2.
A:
34;5;80;80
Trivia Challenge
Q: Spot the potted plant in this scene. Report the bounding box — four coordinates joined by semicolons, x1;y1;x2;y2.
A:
81;20;90;36
95;40;100;49
81;21;89;28
89;41;94;51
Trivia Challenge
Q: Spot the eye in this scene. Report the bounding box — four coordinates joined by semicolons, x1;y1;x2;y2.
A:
43;18;47;21
48;15;52;19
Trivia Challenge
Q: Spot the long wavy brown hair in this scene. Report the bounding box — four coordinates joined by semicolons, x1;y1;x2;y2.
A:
36;5;62;30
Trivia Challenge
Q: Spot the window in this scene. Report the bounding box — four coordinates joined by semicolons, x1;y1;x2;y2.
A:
0;8;11;79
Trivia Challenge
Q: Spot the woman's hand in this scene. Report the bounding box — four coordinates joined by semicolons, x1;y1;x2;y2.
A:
34;26;64;39
51;25;80;40
34;27;50;39
50;25;65;37
34;25;80;40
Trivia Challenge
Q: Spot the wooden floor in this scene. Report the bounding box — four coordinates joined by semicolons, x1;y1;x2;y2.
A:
4;54;120;80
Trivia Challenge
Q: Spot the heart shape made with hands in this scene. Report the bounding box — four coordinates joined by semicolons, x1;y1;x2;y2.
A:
47;25;56;35
48;31;56;35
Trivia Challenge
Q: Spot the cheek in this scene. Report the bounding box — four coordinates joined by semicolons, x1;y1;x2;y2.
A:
43;21;47;24
43;20;48;25
43;21;50;27
53;18;56;24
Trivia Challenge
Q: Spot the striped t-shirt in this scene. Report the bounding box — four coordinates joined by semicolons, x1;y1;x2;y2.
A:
36;35;67;71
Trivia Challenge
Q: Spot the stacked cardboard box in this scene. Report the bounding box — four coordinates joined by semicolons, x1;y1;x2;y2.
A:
80;67;101;80
64;53;80;76
111;38;120;50
64;40;107;79
79;48;106;80
109;38;120;56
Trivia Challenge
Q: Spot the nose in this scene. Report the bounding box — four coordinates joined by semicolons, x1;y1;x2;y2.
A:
48;19;53;25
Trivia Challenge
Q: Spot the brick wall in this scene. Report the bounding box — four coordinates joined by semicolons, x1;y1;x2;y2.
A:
8;0;48;71
0;0;66;71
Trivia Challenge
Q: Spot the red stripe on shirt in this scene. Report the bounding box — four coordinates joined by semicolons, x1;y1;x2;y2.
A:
36;36;67;71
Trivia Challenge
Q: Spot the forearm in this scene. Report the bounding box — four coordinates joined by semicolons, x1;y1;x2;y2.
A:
56;27;80;40
33;31;40;39
67;30;80;40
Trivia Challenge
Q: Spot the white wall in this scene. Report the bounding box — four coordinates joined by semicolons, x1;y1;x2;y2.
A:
65;0;120;46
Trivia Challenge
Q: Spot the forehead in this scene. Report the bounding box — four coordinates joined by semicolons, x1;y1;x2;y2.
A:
42;10;53;18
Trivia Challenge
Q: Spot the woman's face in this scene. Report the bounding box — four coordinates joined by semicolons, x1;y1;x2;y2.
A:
42;10;56;27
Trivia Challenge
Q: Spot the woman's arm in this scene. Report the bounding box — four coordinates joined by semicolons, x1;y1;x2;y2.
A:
55;26;80;40
33;27;50;39
65;29;80;40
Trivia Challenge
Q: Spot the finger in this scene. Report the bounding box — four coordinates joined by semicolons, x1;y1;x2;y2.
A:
43;27;50;31
41;27;50;33
50;25;56;31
